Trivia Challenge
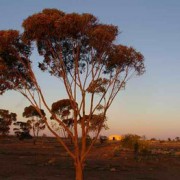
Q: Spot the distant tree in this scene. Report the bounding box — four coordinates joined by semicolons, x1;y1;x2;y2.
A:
0;9;145;179
168;138;171;142
99;135;108;144
0;109;17;136
175;137;180;142
51;99;76;138
13;121;32;140
23;105;46;144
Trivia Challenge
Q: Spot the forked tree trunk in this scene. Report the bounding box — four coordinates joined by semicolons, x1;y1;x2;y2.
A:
75;160;84;180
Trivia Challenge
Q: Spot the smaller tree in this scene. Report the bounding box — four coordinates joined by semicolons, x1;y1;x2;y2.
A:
168;138;171;142
51;99;76;139
121;134;149;160
23;105;46;144
0;109;17;136
99;136;108;144
13;121;32;140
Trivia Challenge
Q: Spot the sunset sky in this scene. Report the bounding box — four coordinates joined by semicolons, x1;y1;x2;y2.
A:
1;0;180;139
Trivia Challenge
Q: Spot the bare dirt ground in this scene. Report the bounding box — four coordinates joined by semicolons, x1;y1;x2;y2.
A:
0;136;180;180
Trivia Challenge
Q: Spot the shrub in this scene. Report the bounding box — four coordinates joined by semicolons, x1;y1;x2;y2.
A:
121;134;150;158
99;136;108;144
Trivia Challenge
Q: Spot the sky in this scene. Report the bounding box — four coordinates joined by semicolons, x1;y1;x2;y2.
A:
0;0;180;139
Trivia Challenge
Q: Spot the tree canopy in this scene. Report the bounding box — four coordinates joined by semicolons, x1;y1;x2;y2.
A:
13;121;32;140
0;9;144;180
0;109;17;135
22;105;46;143
23;105;46;118
0;30;33;95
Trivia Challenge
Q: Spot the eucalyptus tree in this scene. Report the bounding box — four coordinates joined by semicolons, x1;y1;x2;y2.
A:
0;109;17;136
0;9;145;179
23;105;46;144
13;121;32;140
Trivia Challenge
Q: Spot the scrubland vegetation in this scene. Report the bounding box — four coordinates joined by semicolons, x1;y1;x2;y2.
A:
0;135;180;179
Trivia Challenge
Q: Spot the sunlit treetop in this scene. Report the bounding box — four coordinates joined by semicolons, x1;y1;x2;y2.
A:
21;8;143;78
0;9;144;96
0;30;32;94
22;105;46;118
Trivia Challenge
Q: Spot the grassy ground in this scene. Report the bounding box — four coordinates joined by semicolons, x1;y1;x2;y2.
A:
0;136;180;180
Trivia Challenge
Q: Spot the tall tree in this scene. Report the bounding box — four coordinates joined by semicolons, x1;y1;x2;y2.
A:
23;105;46;144
0;109;17;136
0;9;145;179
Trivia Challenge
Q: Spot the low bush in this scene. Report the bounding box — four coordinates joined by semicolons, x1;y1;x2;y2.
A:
121;134;150;158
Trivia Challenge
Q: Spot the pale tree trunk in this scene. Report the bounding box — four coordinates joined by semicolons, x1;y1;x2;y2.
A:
75;159;84;180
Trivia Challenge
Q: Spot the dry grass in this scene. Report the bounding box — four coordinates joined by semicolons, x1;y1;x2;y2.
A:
0;136;180;180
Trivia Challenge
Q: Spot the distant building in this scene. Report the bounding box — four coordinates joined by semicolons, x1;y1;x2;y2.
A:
108;134;122;141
